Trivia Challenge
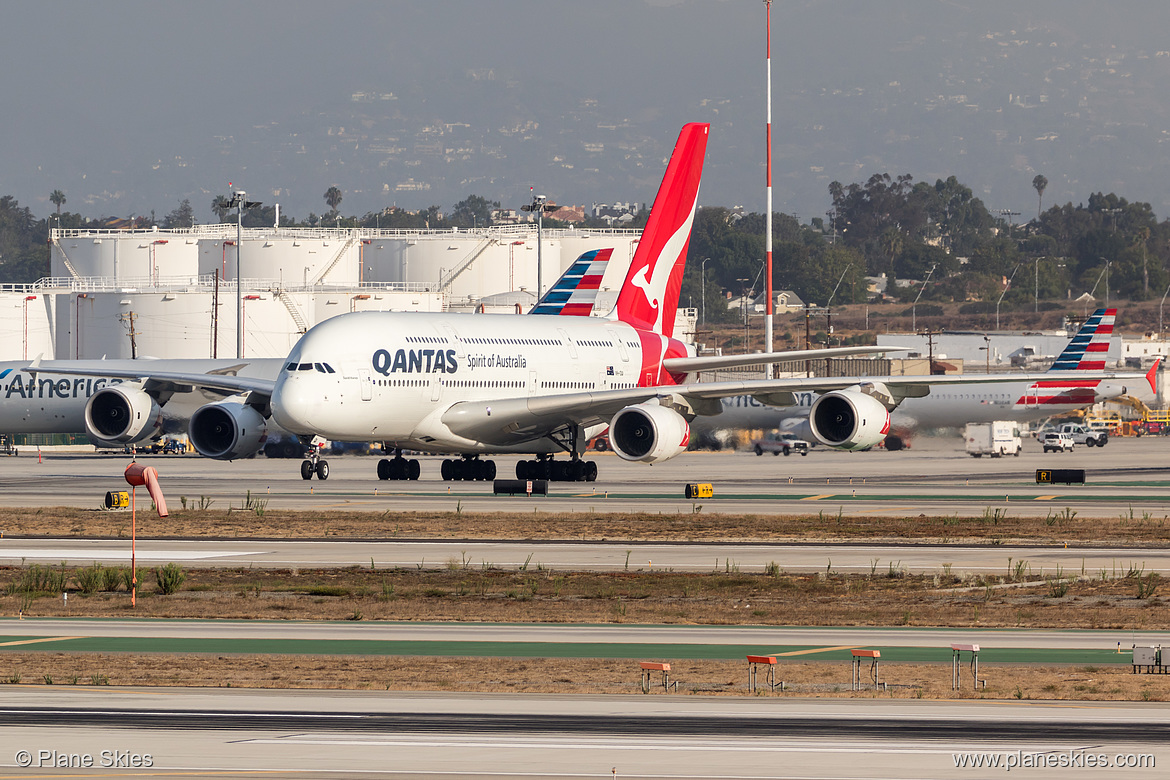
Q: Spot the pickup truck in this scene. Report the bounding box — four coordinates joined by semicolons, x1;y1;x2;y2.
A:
753;431;810;456
1055;422;1108;447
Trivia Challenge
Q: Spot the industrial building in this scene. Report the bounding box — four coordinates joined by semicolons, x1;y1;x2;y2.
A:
1;224;640;361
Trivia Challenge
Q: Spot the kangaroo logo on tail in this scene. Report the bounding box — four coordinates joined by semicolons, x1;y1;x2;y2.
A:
611;123;709;338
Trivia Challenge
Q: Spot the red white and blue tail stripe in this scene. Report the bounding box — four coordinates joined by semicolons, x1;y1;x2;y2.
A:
1049;307;1114;371
529;248;612;316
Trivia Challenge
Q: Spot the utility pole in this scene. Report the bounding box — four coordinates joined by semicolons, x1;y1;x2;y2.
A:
120;311;139;359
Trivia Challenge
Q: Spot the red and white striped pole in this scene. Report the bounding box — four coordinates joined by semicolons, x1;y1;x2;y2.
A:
764;0;775;373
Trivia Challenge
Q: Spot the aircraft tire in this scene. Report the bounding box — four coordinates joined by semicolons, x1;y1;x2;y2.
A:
316;460;329;480
483;460;497;480
377;459;391;480
441;459;453;481
515;460;527;480
407;459;421;480
300;460;314;480
585;461;598;482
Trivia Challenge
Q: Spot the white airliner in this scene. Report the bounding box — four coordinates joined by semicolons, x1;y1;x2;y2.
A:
1;245;887;455
25;124;1145;482
693;308;1157;450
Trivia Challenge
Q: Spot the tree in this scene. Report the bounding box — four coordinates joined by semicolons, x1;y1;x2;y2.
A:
211;195;231;222
49;189;66;215
162;199;195;229
324;186;343;213
1032;175;1048;220
450;195;499;228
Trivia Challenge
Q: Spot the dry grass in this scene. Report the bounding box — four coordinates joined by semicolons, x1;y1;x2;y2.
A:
4;653;1170;703
4;564;1168;630
7;505;1170;545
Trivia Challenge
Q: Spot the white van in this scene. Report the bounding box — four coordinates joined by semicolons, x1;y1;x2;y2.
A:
965;421;1023;457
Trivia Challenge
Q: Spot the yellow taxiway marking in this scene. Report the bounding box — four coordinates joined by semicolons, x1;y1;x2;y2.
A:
775;645;861;657
800;494;835;501
1034;495;1059;501
0;636;84;648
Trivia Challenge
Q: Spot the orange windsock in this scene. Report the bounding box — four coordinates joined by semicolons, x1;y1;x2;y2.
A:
124;463;169;517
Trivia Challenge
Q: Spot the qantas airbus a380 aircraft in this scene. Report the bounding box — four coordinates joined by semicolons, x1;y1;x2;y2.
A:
27;124;1146;482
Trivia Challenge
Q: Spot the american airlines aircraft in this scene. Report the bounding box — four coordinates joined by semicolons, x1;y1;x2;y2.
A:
26;124;1145;483
693;308;1157;450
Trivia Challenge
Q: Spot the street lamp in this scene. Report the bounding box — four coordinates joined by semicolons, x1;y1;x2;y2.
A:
911;263;937;332
521;193;557;298
224;189;262;359
996;262;1023;330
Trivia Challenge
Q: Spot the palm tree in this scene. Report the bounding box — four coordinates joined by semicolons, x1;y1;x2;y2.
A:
49;189;66;214
1032;175;1048;220
211;195;231;222
324;186;343;212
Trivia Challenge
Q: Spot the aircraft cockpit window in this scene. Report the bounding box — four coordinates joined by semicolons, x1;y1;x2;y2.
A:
298;363;313;371
285;363;297;371
323;363;336;373
314;363;326;373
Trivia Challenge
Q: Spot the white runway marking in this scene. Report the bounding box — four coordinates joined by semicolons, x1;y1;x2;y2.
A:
0;548;256;562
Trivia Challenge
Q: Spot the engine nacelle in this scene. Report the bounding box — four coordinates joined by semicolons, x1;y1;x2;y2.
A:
609;403;690;464
809;389;891;451
189;401;268;461
1093;382;1127;401
84;386;163;446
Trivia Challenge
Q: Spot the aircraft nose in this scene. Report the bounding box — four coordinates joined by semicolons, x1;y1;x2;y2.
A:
272;373;318;434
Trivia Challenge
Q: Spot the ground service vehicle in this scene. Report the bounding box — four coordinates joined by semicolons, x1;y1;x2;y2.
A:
1055;422;1108;447
1042;432;1076;452
964;421;1022;457
753;431;810;456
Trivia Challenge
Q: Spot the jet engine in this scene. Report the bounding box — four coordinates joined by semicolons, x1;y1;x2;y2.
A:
84;386;163;446
809;389;890;451
189;401;268;461
609;403;690;464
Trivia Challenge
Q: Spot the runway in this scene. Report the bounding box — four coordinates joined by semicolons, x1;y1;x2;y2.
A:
3;436;1170;516
3;535;1169;577
0;687;1162;778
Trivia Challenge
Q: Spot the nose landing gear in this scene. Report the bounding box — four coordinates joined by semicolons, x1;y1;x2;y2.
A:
298;435;330;480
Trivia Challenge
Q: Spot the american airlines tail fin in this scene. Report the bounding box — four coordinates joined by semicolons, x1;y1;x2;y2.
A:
529;248;613;316
1048;307;1115;372
609;123;709;337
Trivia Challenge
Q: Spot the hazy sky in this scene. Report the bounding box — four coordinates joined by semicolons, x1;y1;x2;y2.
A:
5;1;1170;221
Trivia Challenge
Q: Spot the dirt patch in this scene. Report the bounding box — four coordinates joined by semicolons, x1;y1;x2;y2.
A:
4;564;1168;629
4;654;1169;703
6;506;1170;545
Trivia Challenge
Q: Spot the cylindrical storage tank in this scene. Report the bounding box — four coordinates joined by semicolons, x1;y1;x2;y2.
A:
51;232;200;283
0;291;55;360
198;233;360;287
68;291;215;360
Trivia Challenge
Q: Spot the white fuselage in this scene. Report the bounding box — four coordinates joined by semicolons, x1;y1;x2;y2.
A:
691;378;1126;438
271;311;673;453
0;359;285;435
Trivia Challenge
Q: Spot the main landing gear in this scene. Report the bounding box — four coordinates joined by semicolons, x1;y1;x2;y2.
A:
440;455;496;481
377;449;421;481
516;454;597;482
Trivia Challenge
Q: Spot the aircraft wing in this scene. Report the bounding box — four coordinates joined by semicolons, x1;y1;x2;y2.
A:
440;368;1148;446
23;359;276;399
661;346;907;373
